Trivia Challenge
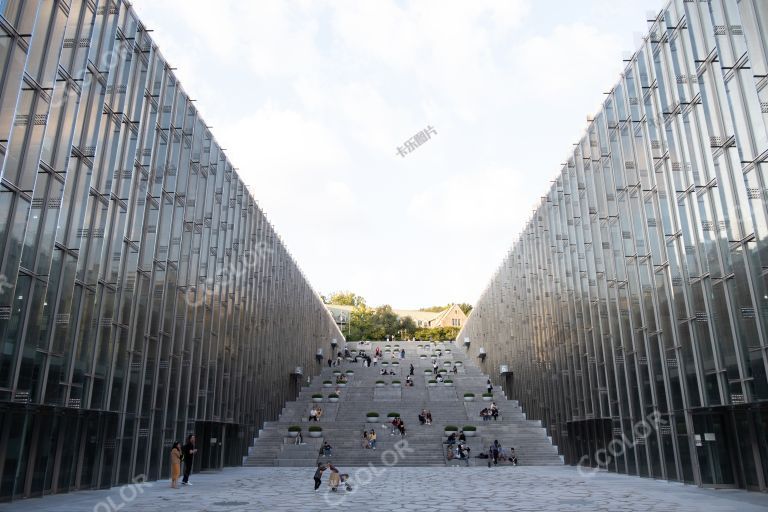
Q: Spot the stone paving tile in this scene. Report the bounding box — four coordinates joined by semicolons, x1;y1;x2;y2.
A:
1;466;767;512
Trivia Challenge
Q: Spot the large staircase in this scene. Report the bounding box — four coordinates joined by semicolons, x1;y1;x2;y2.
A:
243;341;563;467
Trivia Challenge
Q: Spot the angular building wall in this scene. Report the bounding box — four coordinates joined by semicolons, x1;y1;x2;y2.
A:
0;0;342;501
460;0;768;491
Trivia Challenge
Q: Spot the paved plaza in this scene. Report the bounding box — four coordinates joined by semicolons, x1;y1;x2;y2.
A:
1;466;766;512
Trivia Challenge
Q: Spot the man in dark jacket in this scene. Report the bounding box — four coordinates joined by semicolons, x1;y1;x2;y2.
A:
181;434;197;485
313;463;327;491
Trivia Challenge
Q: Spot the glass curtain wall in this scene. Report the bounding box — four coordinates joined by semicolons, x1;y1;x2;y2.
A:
0;0;342;501
460;0;768;491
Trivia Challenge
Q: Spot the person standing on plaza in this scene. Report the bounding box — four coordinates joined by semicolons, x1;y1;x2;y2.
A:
181;434;198;485
409;363;414;376
369;429;377;450
170;442;182;489
313;463;327;491
486;378;493;394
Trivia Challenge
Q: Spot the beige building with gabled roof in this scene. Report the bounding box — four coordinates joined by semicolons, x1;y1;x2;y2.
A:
398;304;467;329
325;303;468;331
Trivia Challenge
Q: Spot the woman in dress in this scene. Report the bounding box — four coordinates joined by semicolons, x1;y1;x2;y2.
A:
170;442;182;488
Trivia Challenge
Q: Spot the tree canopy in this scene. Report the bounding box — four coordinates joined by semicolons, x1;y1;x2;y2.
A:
323;291;470;341
325;291;366;307
419;303;473;315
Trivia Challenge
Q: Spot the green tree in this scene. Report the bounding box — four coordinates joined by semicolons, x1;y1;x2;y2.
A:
399;316;417;339
419;303;473;315
413;326;460;341
419;305;448;313
327;291;366;307
346;304;374;341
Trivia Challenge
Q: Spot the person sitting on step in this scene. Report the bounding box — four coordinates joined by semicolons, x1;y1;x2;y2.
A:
436;374;444;383
425;410;432;425
509;448;518;466
322;441;333;457
418;410;426;425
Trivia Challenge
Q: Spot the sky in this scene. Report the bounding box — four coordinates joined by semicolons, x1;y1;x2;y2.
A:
132;0;662;310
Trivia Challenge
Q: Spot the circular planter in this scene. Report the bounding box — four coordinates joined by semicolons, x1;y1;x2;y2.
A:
366;415;380;423
482;395;493;401
420;355;427;359
424;369;432;374
308;429;322;438
444;381;454;386
392;361;399;365
445;349;452;354
346;370;354;374
333;370;341;375
464;395;475;402
444;427;458;436
455;361;463;367
288;431;299;438
337;383;347;388
382;362;389;366
329;397;339;403
323;382;333;388
463;429;477;437
392;381;401;387
443;362;451;367
428;381;437;387
312;396;323;403
375;382;386;387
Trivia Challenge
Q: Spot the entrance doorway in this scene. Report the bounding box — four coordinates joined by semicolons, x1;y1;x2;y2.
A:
691;404;768;491
195;422;223;472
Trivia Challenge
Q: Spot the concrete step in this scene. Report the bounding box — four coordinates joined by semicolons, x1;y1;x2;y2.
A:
244;341;562;467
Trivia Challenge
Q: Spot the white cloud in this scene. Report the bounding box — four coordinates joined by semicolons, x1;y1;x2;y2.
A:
407;168;538;235
132;0;660;309
515;23;623;102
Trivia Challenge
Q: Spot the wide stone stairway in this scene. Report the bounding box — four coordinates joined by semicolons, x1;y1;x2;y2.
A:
243;341;563;467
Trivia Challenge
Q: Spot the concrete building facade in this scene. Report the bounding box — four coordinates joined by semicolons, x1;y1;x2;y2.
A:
0;0;341;502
